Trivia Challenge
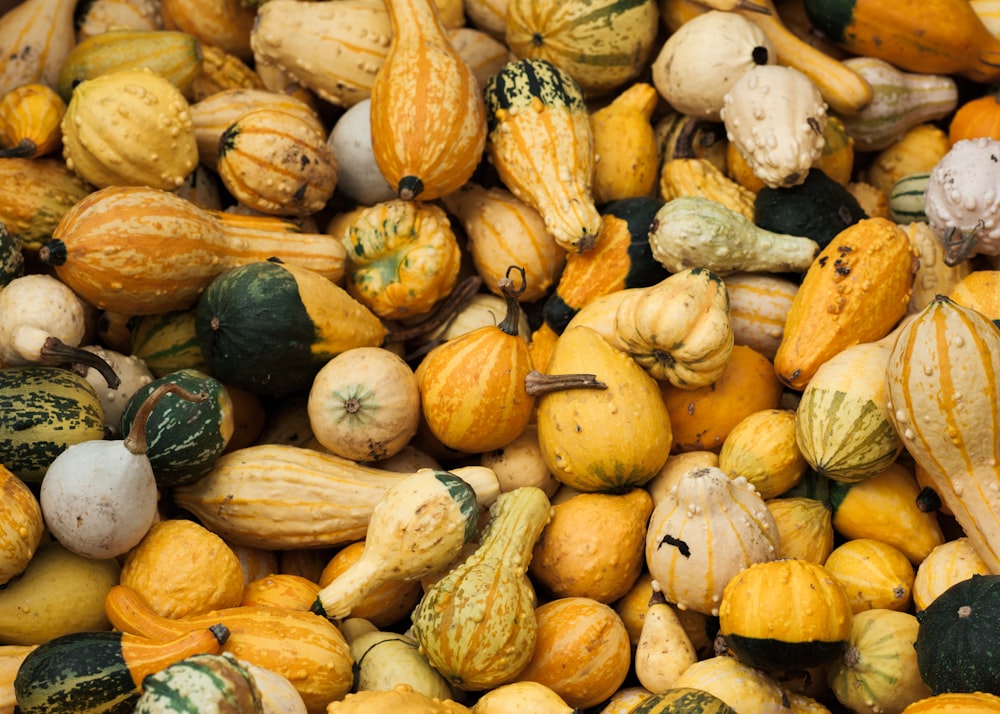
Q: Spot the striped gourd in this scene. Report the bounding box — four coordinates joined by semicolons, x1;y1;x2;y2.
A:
795;332;903;483
626;687;737;713
0;366;105;484
724;272;798;360
134;653;262;714
37;185;347;315
972;0;1000;37
160;0;256;60
886;296;1000;573
0;0;77;95
130;310;211;378
56;29;204;102
13;627;228;714
370;0;486;201
505;0;660;98
838;57;959;152
0;157;92;252
889;172;931;224
484;58;602;253
119;370;233;488
0;83;66;159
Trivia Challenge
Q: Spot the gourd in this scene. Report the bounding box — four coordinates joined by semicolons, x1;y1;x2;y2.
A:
0;223;24;287
441;183;565;304
536;325;673;491
802;0;1000;83
650;10;773;122
0;83;65;159
660;158;756;221
924;137;1000;266
765;497;834;564
949;91;1000;144
505;0;660;98
913;538;992;613
914;575;1000;695
645;465;779;616
13;625;230;714
885;297;1000;572
724;271;798;359
890;173;931;225
827;608;931;714
326;684;470;713
311;470;480;620
824;538;915;613
410;486;552;691
471;680;575;713
613;267;734;389
417;270;605;455
341;199;462;321
342;619;453;700
0;156;92;252
670;655;792;712
753;168;868;249
245;663;308;714
794;332;903;483
72;346;155;438
719;559;853;671
133;652;262;714
56;29;204;102
0;541;120;646
719;409;806;499
38;185;347;315
369;0;486;201
186;44;267;103
171;445;501;549
327;98;395;206
0;0;77;94
129;310;210;378
902;692;1000;714
835;57;958;153
118;369;233;487
865;123;950;200
483;58;602;254
40;383;207;560
320;546;424;627
633;591;699;694
0;465;43;587
774;217;916;390
105;584;355;713
0;366;106;484
721;63;827;189
216;107;338;216
648;196;820;275
61;68;198;191
590;82;660;204
74;0;161;41
194;260;387;396
0;273;119;388
307;347;420;463
622;688;737;713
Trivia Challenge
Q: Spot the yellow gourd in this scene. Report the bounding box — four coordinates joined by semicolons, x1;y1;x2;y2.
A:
590;82;660;203
634;590;699;693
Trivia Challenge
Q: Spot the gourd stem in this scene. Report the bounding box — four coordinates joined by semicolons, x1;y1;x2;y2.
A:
389;274;483;345
0;138;37;158
208;623;231;646
123;383;209;455
40;336;121;389
523;369;607;396
497;265;527;337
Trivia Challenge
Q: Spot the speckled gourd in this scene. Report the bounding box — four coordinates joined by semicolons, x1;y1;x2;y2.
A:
410;486;553;691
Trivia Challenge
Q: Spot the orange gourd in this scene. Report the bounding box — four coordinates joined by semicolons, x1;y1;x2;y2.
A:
370;0;487;201
949;93;1000;144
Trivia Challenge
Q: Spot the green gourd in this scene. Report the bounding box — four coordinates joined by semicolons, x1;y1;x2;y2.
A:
134;652;262;714
409;486;552;691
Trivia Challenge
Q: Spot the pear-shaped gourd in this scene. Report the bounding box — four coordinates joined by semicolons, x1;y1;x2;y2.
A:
634;589;699;693
410;486;553;691
39;383;207;559
311;469;481;621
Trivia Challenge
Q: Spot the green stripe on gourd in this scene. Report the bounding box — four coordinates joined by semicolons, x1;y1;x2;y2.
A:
130;310;210;378
433;470;480;544
484;58;586;133
135;653;261;714
628;687;738;713
0;366;105;484
119;369;234;488
889;172;931;224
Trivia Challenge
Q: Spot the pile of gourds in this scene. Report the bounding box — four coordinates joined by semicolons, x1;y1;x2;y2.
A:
5;0;1000;711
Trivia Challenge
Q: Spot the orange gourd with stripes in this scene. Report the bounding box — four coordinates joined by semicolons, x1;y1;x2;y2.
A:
370;0;487;201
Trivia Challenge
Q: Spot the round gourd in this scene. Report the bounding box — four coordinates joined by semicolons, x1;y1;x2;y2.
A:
307;346;421;463
949;93;1000;144
719;559;854;671
765;496;835;564
914;574;1000;695
823;538;915;613
327;98;395;206
901;692;1000;714
134;652;262;714
913;537;992;613
719;408;806;499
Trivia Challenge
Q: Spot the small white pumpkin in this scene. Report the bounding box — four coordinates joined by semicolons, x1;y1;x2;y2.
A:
651;10;773;122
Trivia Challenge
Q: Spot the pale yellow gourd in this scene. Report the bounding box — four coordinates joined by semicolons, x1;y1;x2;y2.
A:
719;409;807;499
590;82;660;203
634;590;698;693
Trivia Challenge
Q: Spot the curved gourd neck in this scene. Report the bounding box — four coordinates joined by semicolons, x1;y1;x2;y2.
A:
385;0;446;45
471;487;551;568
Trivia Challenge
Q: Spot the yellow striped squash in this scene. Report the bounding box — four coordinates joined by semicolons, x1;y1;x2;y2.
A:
886;296;1000;574
370;0;487;201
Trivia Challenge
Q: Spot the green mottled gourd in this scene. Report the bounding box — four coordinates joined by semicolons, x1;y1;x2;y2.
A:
311;470;480;621
134;652;263;714
410;486;553;691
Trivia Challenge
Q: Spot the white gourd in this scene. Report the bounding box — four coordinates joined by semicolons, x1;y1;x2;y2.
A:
924;137;1000;265
73;346;155;437
327;98;395;206
39;383;207;559
721;64;828;188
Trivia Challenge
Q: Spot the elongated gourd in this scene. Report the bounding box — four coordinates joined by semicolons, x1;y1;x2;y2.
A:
634;590;699;693
37;185;347;315
13;625;229;714
311;470;480;621
370;0;486;201
170;444;501;549
885;296;1000;573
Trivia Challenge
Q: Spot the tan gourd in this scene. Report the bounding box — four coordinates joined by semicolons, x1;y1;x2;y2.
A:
913;537;991;612
724;271;798;360
886;296;1000;573
0;0;77;94
634;590;699;694
326;684;471;713
311;470;481;621
370;0;487;201
410;486;552;691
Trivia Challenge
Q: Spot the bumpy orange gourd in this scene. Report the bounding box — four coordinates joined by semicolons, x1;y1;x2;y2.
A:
370;0;487;201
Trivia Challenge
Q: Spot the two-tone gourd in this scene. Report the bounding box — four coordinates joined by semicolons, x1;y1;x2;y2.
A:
0;0;77;95
483;58;602;254
341;619;453;701
0;83;65;159
0;156;92;252
134;652;264;714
